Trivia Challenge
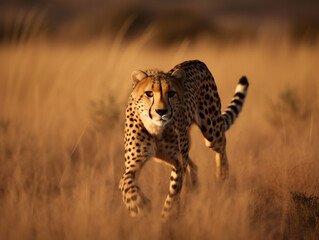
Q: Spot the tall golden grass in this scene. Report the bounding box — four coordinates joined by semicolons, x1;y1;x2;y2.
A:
0;29;319;239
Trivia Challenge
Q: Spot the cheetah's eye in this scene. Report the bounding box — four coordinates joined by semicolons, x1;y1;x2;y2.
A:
167;91;176;98
145;91;153;97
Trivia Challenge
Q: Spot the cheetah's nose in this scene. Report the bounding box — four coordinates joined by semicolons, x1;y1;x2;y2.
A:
155;109;168;116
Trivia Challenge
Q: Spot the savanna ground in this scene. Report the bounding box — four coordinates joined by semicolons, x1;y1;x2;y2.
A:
1;12;319;240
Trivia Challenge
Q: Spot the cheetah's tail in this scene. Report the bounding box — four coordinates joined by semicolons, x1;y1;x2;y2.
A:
222;76;249;131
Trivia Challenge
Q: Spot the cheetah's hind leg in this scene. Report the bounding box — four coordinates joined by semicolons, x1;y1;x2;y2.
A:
185;158;198;191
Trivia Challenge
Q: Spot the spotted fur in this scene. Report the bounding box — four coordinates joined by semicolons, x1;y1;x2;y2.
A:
119;60;249;221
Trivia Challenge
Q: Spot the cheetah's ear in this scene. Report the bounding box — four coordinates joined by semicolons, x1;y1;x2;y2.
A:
171;69;185;99
131;70;148;88
171;69;185;82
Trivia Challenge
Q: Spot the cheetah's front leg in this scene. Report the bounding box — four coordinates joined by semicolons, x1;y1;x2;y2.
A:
119;151;154;217
119;169;150;217
161;163;184;222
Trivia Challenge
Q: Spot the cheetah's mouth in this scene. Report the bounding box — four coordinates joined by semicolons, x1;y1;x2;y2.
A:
160;118;168;123
160;114;171;122
153;117;170;126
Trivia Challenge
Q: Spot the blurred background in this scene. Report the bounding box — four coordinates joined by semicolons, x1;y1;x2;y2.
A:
0;1;319;240
1;0;319;45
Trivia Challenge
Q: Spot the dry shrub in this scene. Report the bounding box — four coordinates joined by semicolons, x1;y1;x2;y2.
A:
89;93;121;133
266;86;317;129
287;192;319;239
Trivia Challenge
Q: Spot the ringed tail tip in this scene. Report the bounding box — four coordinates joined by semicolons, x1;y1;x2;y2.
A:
238;76;249;87
223;76;249;131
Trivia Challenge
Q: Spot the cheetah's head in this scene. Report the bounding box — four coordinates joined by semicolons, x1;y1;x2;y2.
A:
131;69;185;135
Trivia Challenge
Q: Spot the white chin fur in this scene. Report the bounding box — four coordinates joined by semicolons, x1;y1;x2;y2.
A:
152;119;168;126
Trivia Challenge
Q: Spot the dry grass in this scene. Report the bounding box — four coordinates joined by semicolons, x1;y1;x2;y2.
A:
1;31;319;240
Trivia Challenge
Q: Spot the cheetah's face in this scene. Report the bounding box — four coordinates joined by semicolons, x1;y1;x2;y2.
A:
131;69;185;133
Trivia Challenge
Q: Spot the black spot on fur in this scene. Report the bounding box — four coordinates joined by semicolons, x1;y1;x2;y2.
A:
225;110;234;122
229;105;239;115
238;76;248;86
234;92;245;99
201;125;207;132
131;195;137;201
231;99;243;107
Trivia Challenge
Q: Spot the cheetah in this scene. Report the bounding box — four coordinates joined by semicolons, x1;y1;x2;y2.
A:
119;60;249;221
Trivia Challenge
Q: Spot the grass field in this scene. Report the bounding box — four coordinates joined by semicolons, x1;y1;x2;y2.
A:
0;29;319;239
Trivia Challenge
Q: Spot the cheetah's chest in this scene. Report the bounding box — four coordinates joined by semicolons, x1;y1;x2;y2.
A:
154;128;181;161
